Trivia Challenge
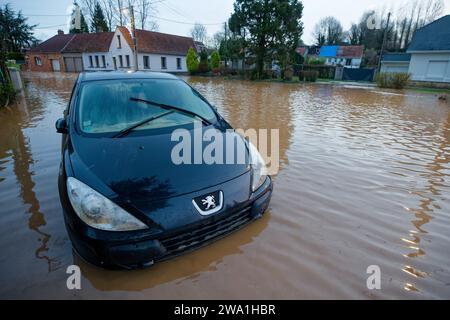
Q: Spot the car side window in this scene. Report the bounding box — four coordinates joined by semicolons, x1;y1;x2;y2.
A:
65;77;79;118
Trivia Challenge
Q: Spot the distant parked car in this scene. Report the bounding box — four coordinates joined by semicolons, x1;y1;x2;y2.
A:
56;71;272;269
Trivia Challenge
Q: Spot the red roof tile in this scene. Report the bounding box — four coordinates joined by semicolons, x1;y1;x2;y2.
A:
336;45;364;58
62;32;114;53
136;29;195;55
117;26;135;48
29;34;75;53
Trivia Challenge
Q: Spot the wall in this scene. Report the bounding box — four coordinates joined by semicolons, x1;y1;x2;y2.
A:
27;53;65;72
137;53;187;73
324;57;362;69
408;52;450;83
109;29;134;70
82;52;114;71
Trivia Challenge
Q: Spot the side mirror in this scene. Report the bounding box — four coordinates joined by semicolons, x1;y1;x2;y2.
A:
56;118;68;134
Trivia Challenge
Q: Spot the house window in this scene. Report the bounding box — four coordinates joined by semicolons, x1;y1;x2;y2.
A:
161;57;167;69
177;57;182;70
89;56;93;67
34;56;42;66
95;55;99;68
117;35;121;49
102;55;106;68
143;56;150;69
126;55;130;67
119;55;123;67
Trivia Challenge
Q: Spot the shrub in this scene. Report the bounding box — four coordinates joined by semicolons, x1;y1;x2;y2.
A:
0;81;16;108
391;73;411;89
306;57;326;65
186;47;199;74
300;70;319;82
283;66;294;81
197;61;210;73
210;51;220;69
376;72;410;89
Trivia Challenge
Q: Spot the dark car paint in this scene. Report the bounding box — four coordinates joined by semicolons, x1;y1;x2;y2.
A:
57;72;273;269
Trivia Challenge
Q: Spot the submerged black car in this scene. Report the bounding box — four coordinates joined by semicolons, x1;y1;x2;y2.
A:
57;71;272;269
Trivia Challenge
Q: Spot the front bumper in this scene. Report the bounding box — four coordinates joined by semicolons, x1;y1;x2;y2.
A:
63;176;273;269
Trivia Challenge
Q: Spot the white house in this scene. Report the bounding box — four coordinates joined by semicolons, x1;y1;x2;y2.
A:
110;26;135;70
407;15;450;83
109;27;193;73
380;53;411;74
61;32;114;72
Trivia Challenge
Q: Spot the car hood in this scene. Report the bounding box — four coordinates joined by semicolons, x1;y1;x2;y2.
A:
69;128;249;203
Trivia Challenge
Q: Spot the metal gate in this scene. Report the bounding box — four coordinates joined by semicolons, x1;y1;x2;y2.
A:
64;57;84;72
342;68;376;81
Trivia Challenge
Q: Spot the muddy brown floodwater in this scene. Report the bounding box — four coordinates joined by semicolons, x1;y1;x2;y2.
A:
0;72;449;299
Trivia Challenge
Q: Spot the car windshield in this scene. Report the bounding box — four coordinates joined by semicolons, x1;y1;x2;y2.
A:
77;78;216;134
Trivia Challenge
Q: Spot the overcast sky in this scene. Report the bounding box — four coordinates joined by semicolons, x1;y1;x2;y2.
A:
5;0;450;44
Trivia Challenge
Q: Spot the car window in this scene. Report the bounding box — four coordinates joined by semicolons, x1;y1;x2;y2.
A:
78;79;216;134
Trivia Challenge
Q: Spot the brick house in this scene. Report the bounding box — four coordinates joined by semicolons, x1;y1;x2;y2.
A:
27;27;200;73
27;30;75;72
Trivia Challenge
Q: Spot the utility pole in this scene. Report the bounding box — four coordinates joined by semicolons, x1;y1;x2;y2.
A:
224;22;228;69
129;5;138;71
118;0;123;26
377;12;391;73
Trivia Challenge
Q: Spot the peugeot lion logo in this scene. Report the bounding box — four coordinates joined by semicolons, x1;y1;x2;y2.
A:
202;195;216;210
192;191;223;215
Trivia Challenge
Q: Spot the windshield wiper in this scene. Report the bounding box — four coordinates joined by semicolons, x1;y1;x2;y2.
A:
129;97;212;126
112;110;174;138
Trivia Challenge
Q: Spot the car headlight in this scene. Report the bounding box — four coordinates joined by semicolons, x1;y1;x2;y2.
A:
66;177;148;231
248;141;267;192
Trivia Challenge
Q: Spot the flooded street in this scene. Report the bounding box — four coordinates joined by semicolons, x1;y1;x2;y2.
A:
1;72;449;299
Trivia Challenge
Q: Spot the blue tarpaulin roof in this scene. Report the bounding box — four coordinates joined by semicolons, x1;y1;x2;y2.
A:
319;46;338;57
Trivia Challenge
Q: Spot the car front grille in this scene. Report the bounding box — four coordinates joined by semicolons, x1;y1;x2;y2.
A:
159;207;253;258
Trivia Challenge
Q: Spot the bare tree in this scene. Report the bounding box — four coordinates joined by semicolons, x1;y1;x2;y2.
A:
190;23;207;43
81;0;97;22
117;0;124;25
312;16;345;45
136;0;159;30
101;0;117;30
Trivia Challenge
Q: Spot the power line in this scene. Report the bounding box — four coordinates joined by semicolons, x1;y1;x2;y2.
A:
34;24;67;29
23;14;70;17
147;14;224;26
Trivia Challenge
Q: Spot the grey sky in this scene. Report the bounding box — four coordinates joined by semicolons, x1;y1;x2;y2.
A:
5;0;450;44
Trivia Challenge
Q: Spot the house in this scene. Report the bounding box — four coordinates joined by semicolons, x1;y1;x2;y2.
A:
110;27;195;72
380;53;411;74
61;32;114;72
135;29;194;72
407;15;450;83
110;26;136;70
27;30;75;72
297;45;364;68
27;27;197;73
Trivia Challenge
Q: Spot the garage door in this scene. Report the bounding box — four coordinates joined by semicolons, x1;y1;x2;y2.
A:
426;60;449;80
64;57;84;72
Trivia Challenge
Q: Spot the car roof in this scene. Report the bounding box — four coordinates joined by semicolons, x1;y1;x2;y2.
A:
79;71;179;82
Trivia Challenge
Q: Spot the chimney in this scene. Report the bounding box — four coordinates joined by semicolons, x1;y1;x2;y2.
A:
57;29;64;35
